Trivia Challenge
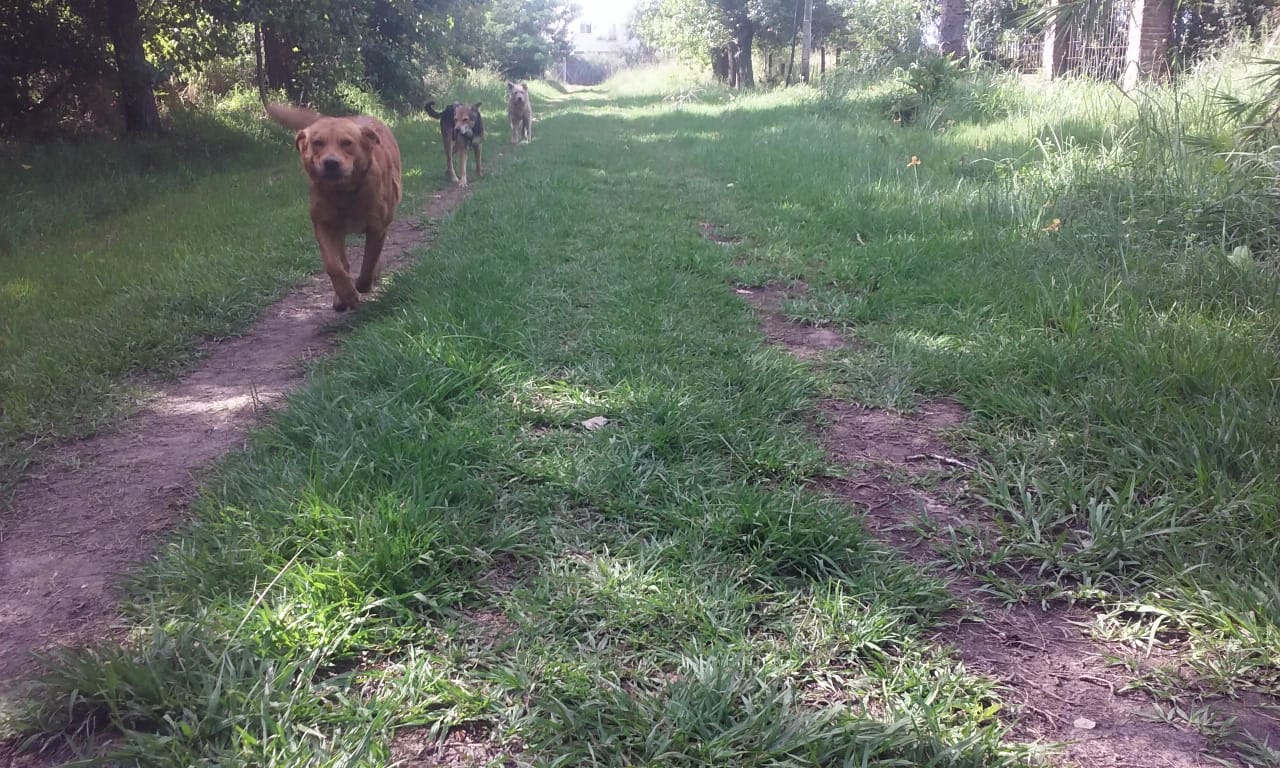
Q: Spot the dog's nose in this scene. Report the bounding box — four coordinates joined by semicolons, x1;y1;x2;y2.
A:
322;157;342;175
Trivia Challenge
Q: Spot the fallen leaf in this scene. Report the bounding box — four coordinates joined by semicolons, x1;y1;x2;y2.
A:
20;164;32;170
1072;717;1097;730
581;416;609;431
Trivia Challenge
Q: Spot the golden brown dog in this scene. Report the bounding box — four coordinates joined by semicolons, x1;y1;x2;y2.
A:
265;103;403;312
506;81;532;144
425;101;484;187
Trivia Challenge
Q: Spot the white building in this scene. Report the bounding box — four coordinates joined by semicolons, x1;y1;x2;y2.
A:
568;5;640;58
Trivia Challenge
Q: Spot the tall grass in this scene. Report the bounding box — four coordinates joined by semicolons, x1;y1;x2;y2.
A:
806;50;1280;696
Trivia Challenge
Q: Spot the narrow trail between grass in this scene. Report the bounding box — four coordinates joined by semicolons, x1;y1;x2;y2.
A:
0;185;469;688
738;281;1219;767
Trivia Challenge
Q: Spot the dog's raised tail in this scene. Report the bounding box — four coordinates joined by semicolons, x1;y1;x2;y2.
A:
265;103;322;131
425;101;445;119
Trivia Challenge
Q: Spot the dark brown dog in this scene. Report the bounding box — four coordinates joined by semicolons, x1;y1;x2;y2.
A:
425;101;484;187
506;81;532;144
265;103;403;312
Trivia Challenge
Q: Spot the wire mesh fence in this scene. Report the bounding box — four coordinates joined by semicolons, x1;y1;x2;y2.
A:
993;4;1132;81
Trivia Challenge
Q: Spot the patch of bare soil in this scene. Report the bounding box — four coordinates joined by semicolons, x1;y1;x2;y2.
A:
740;280;1236;767
736;284;854;361
0;184;471;693
699;221;742;245
390;724;522;767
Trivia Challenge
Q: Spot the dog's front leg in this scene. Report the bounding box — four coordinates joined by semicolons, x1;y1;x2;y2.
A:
356;227;386;294
474;142;483;179
316;224;359;311
457;145;469;187
443;132;458;182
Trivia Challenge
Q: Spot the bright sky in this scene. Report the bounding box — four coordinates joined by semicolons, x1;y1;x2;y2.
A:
573;0;638;26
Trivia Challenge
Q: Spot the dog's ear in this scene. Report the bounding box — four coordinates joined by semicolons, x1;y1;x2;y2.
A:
360;125;380;146
294;129;307;153
473;102;482;110
507;81;515;91
520;81;528;91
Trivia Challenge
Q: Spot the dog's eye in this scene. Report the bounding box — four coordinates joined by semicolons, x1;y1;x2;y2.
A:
339;138;354;148
311;139;325;149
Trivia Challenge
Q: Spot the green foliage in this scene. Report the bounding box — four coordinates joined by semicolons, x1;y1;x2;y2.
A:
1;0;575;133
0;0;111;132
633;0;731;67
826;0;928;70
477;0;578;79
861;52;964;124
966;0;1038;62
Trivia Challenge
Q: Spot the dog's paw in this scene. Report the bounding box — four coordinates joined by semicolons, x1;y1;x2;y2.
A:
356;276;374;293
333;299;352;312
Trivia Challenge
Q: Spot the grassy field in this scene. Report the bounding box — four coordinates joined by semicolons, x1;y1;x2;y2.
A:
0;81;494;490
4;58;1280;765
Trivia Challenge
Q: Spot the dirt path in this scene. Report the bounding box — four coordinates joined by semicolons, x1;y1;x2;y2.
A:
0;185;469;689
737;280;1236;767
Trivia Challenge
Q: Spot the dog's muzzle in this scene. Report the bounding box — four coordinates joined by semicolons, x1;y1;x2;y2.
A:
320;156;345;179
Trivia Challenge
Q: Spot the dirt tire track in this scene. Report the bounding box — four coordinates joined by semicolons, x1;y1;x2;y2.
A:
737;280;1226;767
0;185;470;691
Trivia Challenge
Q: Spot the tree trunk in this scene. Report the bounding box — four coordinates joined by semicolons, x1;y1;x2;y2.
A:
1123;0;1174;89
820;46;826;75
104;0;161;133
712;47;730;83
1040;0;1071;80
786;0;801;84
937;0;968;61
261;24;297;99
799;0;814;82
253;23;269;105
734;24;755;88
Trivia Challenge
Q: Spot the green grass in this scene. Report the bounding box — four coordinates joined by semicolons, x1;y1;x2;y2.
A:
3;69;1035;766
719;57;1280;720
7;55;1280;765
0;80;498;490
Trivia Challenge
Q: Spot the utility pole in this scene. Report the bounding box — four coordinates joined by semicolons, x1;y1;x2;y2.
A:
799;0;814;83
